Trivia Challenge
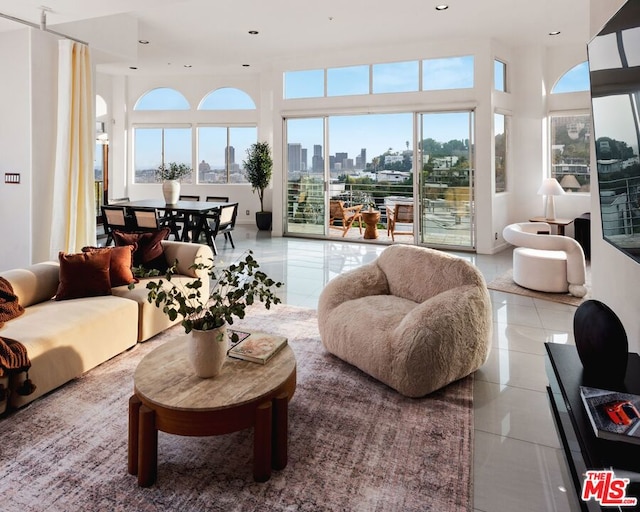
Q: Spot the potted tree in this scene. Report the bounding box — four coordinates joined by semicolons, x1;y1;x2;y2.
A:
144;250;283;378
243;141;273;230
156;162;192;204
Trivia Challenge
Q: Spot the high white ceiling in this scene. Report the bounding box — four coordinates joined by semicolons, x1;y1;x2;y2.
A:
0;0;595;75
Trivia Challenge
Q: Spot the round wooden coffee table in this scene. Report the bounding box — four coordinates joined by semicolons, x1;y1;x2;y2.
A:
127;336;296;487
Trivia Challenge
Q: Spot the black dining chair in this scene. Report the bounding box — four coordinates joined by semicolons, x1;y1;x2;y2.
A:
101;205;133;246
205;195;229;203
207;202;239;254
168;195;201;240
131;207;181;240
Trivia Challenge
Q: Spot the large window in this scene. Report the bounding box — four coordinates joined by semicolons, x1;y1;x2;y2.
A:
372;61;419;93
131;86;257;185
495;113;507;193
550;113;591;192
494;59;507;92
422;56;474;90
284;55;474;99
552;62;590;94
197;126;256;183
133;127;192;183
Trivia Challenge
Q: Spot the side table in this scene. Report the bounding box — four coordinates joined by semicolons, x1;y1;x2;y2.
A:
361;210;381;239
529;216;574;236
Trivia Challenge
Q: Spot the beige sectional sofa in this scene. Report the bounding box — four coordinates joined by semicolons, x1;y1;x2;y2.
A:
0;240;213;411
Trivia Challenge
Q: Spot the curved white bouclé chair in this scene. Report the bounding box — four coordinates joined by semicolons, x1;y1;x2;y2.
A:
502;222;587;297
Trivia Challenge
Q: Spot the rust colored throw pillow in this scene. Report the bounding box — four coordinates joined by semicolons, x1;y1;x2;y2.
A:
55;250;112;301
82;245;136;287
112;228;170;272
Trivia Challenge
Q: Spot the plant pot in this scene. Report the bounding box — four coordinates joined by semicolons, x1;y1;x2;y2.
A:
186;325;228;378
256;211;272;231
162;180;180;204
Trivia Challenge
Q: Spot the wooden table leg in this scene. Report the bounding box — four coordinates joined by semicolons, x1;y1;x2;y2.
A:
138;404;158;487
128;395;141;475
272;392;289;470
253;401;273;482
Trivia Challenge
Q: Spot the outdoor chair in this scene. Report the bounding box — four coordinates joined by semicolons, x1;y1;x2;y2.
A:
329;200;363;237
386;203;414;241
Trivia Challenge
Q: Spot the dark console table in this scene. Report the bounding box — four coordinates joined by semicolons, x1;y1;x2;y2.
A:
545;343;640;511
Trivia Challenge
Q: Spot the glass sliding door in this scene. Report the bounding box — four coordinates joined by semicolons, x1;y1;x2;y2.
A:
418;111;475;249
327;113;414;240
285;117;325;235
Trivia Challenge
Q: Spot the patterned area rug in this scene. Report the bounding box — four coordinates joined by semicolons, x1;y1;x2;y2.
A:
487;268;591;306
0;305;473;512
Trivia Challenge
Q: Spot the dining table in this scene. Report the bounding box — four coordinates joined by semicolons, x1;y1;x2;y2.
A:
118;199;230;248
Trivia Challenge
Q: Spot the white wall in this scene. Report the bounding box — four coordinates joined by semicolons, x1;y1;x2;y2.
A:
0;28;58;271
0;30;31;270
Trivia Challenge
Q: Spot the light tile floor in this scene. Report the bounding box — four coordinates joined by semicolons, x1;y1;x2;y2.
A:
217;226;581;512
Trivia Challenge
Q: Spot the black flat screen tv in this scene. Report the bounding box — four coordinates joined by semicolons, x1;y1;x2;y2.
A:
588;0;640;264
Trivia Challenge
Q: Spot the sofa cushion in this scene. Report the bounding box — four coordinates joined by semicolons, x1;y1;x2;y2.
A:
82;245;136;287
0;295;138;408
55;251;112;301
113;229;170;272
0;263;59;308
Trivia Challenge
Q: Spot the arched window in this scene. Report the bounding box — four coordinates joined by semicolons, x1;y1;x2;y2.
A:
552;62;590;94
134;87;190;110
199;87;256;110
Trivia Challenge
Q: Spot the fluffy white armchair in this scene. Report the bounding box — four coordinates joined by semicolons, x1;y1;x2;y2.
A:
317;245;492;397
502;222;587;297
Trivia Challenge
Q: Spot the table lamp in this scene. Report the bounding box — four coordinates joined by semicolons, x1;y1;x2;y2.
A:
537;178;565;220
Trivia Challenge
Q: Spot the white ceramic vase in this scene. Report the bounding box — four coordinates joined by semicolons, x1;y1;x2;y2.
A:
187;325;228;378
162;179;180;204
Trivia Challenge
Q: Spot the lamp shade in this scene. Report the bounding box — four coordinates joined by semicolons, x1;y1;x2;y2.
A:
537;177;565;196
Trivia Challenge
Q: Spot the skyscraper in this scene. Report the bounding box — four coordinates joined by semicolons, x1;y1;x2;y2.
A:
312;144;324;172
288;143;302;172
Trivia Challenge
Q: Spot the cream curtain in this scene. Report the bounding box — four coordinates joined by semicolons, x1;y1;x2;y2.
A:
50;40;96;257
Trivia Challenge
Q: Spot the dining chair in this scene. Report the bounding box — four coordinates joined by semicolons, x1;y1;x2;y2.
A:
169;195;201;240
101;205;133;246
205;196;230;203
131;208;163;231
203;202;239;254
108;197;130;205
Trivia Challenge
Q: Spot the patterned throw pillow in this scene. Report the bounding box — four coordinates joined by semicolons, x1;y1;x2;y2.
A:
112;228;170;272
55;251;112;301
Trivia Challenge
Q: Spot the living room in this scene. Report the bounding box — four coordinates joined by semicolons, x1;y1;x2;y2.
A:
0;1;639;511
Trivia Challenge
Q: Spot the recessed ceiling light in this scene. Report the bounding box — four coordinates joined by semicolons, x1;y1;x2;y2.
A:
129;66;138;70
138;39;149;45
549;30;561;36
184;64;192;68
242;64;250;67
248;30;259;35
435;5;449;10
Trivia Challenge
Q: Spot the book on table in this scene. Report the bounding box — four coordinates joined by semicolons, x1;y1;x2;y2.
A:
227;330;288;364
580;386;640;445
